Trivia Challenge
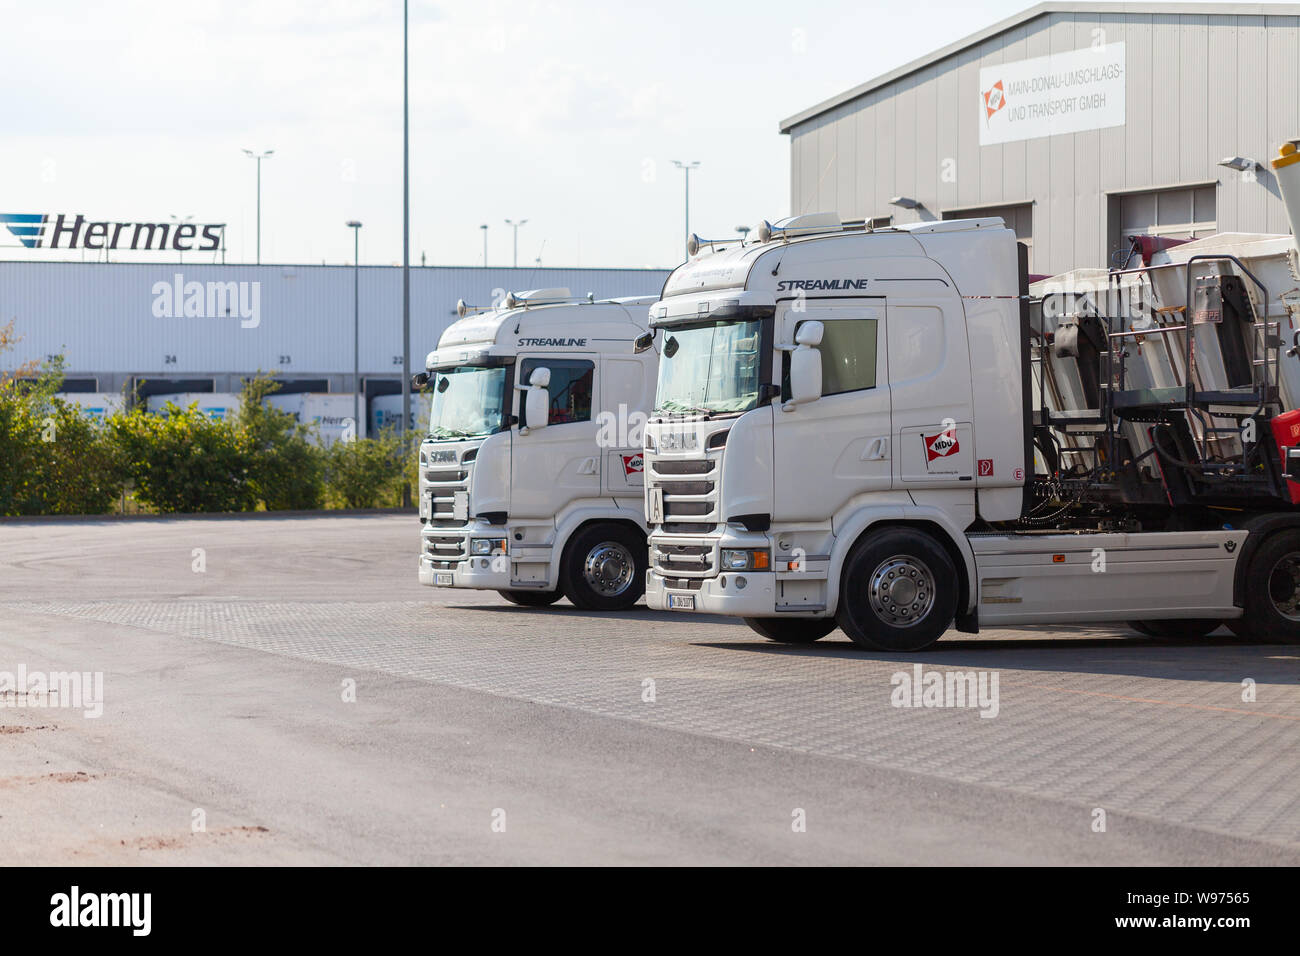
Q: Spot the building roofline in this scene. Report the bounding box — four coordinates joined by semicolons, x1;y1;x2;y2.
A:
0;260;669;273
778;2;1300;133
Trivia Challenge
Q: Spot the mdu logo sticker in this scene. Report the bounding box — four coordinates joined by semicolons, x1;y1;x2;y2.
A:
622;453;644;477
923;430;960;463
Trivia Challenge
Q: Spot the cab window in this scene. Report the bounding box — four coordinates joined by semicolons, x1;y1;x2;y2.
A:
781;318;878;399
519;358;594;426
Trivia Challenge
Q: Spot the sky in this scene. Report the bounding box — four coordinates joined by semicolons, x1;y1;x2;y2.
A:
1;0;1111;270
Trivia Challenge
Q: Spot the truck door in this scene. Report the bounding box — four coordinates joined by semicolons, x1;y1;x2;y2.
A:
599;355;649;497
772;301;891;522
510;355;601;519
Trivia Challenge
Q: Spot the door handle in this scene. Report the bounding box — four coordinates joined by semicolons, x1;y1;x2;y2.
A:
578;457;598;475
862;437;890;461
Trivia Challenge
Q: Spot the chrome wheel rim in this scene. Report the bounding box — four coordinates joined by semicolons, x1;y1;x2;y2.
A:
1267;551;1300;621
868;554;936;627
584;541;635;596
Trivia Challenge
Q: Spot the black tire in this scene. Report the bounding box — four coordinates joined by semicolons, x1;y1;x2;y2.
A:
743;617;838;643
499;589;563;607
836;527;957;652
560;523;647;611
1237;530;1300;644
1126;619;1222;639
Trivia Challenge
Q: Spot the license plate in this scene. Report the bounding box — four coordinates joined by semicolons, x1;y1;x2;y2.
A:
667;592;695;610
434;572;453;586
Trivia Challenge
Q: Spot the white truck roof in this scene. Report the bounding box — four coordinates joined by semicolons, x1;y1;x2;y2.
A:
425;291;658;369
658;214;1019;304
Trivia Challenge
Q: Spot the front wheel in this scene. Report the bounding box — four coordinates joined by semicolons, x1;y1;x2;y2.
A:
560;523;647;611
743;617;838;644
499;589;563;607
836;528;957;652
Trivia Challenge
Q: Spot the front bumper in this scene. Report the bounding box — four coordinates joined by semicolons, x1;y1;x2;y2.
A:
417;537;511;590
646;568;777;615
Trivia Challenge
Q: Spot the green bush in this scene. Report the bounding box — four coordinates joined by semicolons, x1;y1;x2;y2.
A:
1;334;416;515
0;356;125;516
236;376;325;510
324;428;412;509
109;402;256;513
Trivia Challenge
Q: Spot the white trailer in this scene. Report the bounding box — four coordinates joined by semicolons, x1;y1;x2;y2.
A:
57;392;125;422
639;145;1300;650
146;392;241;421
370;392;432;435
264;392;364;446
414;288;659;610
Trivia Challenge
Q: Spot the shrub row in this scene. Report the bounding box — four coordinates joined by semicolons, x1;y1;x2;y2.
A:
0;361;417;516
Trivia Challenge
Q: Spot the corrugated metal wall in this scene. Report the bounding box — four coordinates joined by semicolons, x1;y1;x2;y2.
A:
0;262;668;380
788;9;1300;275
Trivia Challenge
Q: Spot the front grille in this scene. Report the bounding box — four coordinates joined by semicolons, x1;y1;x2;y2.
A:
421;457;470;528
425;468;468;483
650;455;719;529
424;534;466;570
652;542;715;578
661;577;703;591
652;459;714;476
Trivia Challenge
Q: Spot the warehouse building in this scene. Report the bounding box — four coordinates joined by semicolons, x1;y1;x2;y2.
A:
781;2;1300;275
0;261;668;430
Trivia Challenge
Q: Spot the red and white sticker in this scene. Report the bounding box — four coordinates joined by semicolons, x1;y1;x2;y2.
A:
923;430;960;463
977;458;994;477
1013;466;1025;481
622;453;644;476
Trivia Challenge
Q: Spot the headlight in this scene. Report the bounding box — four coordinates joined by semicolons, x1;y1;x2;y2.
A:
720;549;770;571
470;538;508;556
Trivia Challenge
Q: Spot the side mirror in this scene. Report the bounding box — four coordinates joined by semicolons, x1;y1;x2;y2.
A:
524;387;549;431
633;331;655;354
788;322;823;407
411;371;430;390
522;366;551;432
795;320;824;347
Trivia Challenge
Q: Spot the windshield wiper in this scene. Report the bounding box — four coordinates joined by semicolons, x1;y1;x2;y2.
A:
654;403;716;419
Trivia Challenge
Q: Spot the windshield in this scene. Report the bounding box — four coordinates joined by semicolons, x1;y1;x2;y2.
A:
427;365;508;439
654;319;764;417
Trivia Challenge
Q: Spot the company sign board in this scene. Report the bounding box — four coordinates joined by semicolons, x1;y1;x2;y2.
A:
978;42;1125;146
0;213;225;252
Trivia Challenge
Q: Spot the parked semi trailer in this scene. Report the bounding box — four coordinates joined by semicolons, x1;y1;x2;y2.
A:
413;288;658;610
638;141;1300;650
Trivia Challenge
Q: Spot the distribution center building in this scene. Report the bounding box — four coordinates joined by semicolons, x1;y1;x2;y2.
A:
781;2;1300;275
0;262;668;404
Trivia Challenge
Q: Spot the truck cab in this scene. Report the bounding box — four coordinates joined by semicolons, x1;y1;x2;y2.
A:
416;288;658;610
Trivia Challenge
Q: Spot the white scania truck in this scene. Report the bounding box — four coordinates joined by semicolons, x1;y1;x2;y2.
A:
640;142;1300;650
414;288;658;610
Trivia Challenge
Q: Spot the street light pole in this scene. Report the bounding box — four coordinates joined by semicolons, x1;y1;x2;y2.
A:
504;218;528;268
347;221;362;434
401;0;411;494
480;224;488;266
672;160;700;258
242;148;274;264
